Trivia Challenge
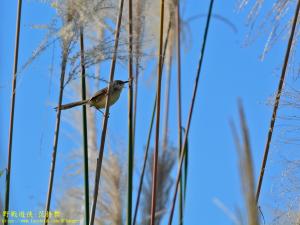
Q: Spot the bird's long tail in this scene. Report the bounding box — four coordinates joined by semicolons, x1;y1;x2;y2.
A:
55;99;89;110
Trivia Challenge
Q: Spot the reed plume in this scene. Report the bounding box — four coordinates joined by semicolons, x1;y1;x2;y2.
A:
230;102;260;225
141;147;176;225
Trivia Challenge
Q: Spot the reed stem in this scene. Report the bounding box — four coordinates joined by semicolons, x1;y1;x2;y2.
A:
150;0;165;222
175;0;183;224
132;19;172;225
89;0;125;224
5;1;22;224
167;1;214;224
255;0;300;204
79;27;90;225
127;0;134;223
132;97;156;225
44;42;69;225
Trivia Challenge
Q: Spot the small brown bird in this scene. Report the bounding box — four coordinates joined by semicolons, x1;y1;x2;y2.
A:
56;80;129;111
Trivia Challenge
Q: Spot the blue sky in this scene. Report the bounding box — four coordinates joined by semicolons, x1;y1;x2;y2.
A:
0;0;298;224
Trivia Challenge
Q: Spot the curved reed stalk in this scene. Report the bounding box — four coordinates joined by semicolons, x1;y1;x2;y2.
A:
127;0;134;224
5;1;22;224
167;1;215;224
43;4;77;225
89;0;125;224
255;0;300;204
79;27;90;225
44;41;69;225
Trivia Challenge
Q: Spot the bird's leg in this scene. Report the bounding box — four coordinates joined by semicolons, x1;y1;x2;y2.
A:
96;108;104;115
129;76;134;84
96;108;110;118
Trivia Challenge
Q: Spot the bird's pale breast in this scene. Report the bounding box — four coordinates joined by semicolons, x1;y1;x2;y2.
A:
92;89;122;109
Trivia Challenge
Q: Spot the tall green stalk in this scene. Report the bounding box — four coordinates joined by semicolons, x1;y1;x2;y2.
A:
89;0;125;224
79;27;90;225
127;0;134;224
5;1;22;224
168;1;214;224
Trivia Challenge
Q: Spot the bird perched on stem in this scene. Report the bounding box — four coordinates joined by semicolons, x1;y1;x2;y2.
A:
56;80;129;111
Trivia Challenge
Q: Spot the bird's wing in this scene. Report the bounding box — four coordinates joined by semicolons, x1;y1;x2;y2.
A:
90;87;108;101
